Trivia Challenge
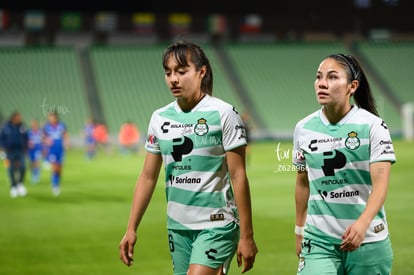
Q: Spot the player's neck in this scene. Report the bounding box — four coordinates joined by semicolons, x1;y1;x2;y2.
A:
177;92;205;112
322;104;353;124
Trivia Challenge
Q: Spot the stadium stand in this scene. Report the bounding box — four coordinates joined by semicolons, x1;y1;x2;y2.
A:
107;32;159;45
1;5;412;142
350;41;411;135
54;32;94;48
89;44;171;136
0;47;89;135
88;43;245;136
357;41;414;105
222;41;409;139
223;42;350;139
0;41;411;142
0;32;25;47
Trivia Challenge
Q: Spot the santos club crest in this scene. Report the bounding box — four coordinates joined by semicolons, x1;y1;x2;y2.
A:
194;118;209;136
345;131;360;150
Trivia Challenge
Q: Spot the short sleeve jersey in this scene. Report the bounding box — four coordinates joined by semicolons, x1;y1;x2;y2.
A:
28;129;43;151
145;94;247;230
293;106;396;244
84;124;95;144
44;122;66;152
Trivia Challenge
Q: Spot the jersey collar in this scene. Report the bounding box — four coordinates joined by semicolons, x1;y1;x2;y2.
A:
174;94;211;113
319;105;359;130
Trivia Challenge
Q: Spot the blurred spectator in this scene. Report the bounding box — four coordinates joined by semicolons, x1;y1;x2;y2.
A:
28;118;43;184
93;122;110;154
118;120;140;154
83;118;96;160
0;111;29;198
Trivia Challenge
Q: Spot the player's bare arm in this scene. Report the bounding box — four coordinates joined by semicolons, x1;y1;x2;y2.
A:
226;146;258;273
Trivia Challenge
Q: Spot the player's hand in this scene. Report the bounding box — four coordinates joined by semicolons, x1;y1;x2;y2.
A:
45;137;53;146
119;231;137;266
340;221;367;251
295;234;303;257
237;237;258;273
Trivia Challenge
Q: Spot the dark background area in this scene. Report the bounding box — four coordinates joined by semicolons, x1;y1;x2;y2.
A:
1;0;412;47
1;0;412;14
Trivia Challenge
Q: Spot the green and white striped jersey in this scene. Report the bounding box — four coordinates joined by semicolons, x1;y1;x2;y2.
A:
145;94;247;230
293;106;396;244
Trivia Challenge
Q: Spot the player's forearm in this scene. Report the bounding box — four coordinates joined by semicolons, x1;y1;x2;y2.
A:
126;152;162;231
295;172;309;226
126;177;158;232
358;162;391;227
358;190;387;229
233;178;255;239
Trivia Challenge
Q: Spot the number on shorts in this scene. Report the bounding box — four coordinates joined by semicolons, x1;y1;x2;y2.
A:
168;234;175;252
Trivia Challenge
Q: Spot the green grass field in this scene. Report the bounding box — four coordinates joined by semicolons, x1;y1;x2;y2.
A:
0;140;413;275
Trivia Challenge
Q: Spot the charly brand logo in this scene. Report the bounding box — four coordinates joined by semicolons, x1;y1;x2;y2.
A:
41;97;70;116
274;142;306;173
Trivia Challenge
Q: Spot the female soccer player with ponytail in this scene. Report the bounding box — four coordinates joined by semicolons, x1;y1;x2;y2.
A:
293;53;396;274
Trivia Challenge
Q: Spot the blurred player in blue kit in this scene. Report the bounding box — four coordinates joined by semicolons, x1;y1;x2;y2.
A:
43;111;68;196
28;118;43;183
83;117;96;160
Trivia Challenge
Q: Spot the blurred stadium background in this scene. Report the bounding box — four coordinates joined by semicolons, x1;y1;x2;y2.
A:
0;0;413;143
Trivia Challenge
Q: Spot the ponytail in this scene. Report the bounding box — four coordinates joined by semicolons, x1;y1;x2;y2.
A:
329;54;379;116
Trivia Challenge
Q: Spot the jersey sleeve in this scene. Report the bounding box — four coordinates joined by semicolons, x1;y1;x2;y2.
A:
370;119;396;164
292;122;306;168
221;106;247;151
144;112;161;154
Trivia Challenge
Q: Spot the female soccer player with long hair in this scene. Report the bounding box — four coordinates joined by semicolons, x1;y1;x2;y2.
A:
293;53;396;274
119;41;258;275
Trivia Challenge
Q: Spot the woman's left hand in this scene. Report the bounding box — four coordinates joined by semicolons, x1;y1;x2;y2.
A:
340;221;368;251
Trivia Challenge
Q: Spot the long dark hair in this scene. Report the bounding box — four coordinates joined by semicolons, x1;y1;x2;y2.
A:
162;40;213;95
328;53;379;116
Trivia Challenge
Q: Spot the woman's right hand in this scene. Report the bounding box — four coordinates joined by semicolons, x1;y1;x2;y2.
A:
119;231;137;266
